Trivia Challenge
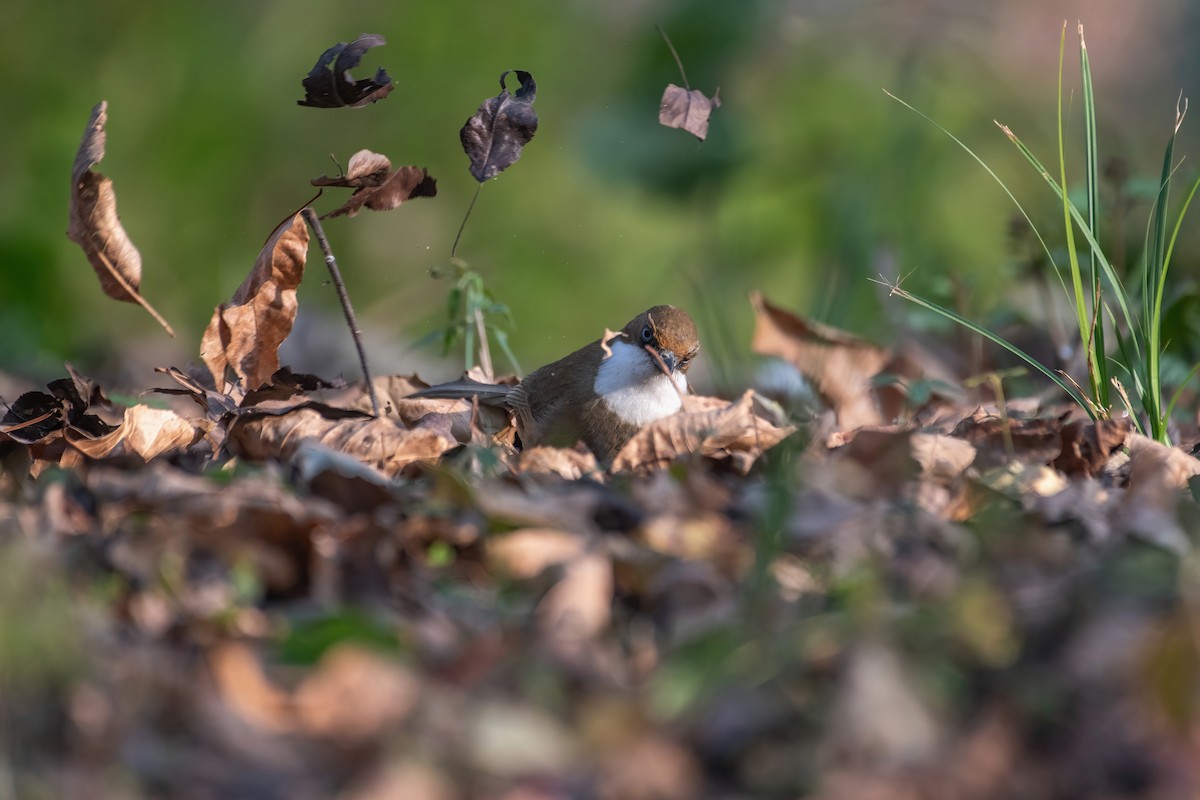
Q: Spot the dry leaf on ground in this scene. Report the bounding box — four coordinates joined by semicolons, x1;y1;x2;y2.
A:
201;213;309;392
612;391;793;473
66;404;200;461
751;291;888;430
229;407;457;478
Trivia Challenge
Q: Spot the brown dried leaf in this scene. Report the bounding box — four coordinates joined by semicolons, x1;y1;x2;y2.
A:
293;646;419;739
516;446;601;480
229;407;457;478
66;404;200;461
297;34;393;109
537;551;613;639
1052;418;1132;477
312;149;437;218
658;83;720;141
751;291;889;430
67;101;174;336
612;391;793;473
201;213;309;391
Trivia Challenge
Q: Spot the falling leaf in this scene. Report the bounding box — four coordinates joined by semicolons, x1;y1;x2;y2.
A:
67;101;174;336
297;34;393;108
201;213;309;391
460;70;538;182
751;291;889;431
658;83;721;141
612;391;793;473
312;149;437;218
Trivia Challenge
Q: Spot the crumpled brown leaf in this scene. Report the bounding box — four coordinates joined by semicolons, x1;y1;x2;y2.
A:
751;291;889;431
201;213;309;391
311;149;437;218
66;404;200;462
67;101;174;336
229;407;457;479
611;391;793;473
460;70;538;182
297;34;393;109
658;83;721;141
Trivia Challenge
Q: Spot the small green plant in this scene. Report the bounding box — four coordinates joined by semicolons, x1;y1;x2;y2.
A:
885;23;1200;444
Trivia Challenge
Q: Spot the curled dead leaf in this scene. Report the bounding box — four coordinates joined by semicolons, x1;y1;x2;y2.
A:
298;34;393;108
66;404;200;462
312;149;437;218
67;101;174;336
201;213;309;391
612;391;793;473
751;291;888;431
460;70;538;182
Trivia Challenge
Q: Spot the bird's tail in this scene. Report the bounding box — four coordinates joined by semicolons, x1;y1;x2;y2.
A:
410;378;513;408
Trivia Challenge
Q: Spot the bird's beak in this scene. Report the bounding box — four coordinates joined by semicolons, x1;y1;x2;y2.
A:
657;349;679;372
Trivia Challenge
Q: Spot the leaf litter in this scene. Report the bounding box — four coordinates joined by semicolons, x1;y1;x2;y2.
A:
8;282;1200;798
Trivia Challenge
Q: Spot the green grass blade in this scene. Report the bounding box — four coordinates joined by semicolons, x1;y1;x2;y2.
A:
1146;99;1191;440
996;124;1143;362
1056;24;1094;398
1079;24;1109;407
882;281;1094;414
883;90;1066;298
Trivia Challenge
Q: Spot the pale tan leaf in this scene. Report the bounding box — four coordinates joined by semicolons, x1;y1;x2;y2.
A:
659;83;720;141
66;404;200;462
229;407;457;478
612;390;793;473
293;646;419;739
751;291;888;430
202;213;309;391
537;552;613;638
487;528;589;579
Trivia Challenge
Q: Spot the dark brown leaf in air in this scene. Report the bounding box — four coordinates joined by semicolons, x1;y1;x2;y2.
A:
311;149;437;218
201;213;309;392
67;101;175;336
298;34;393;108
460;70;538;182
659;83;721;141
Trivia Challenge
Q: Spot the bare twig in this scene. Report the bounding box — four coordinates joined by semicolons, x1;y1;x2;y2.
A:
96;249;176;337
473;306;494;382
451;184;482;260
655;24;690;90
644;344;687;402
300;206;381;418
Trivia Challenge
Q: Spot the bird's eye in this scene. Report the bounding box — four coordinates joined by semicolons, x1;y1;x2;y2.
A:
640;326;653;343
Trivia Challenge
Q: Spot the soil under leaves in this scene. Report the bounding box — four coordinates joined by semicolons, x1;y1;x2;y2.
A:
3;294;1200;799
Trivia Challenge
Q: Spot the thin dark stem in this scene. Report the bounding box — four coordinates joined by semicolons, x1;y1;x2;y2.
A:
301;207;381;418
655;23;689;90
451;184;482;260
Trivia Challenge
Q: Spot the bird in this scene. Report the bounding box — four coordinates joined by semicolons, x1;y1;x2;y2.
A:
417;305;699;461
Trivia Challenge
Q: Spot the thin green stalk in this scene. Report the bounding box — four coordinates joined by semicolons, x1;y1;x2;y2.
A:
1056;24;1093;399
1079;24;1109;408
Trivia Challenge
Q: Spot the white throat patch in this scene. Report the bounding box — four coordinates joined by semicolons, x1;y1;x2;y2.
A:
593;340;687;425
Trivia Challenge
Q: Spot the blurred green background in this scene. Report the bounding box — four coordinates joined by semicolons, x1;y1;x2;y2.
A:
3;0;1199;391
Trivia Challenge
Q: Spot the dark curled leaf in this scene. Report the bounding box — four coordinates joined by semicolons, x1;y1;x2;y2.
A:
460;70;538;182
311;149;437;218
659;83;721;141
298;34;393;109
1;392;64;444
